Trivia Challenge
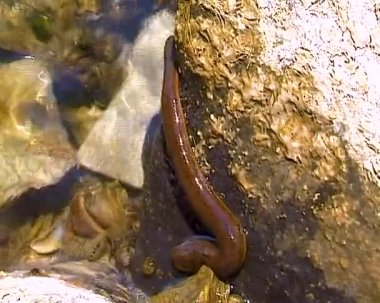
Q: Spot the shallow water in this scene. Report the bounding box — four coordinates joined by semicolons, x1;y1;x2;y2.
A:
0;0;175;283
0;0;176;107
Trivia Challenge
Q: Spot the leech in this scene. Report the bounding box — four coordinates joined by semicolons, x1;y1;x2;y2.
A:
160;36;247;279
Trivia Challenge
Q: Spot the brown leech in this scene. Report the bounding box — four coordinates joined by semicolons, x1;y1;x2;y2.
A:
160;36;247;279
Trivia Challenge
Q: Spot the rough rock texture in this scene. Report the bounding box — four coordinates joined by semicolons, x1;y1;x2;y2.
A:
0;261;148;303
257;0;380;188
134;0;380;302
150;266;232;303
0;276;112;303
175;0;380;187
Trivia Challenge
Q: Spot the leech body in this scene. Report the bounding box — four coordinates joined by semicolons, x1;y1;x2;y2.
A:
160;36;247;279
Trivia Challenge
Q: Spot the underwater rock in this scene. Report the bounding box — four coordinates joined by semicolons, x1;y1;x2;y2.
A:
0;58;75;208
153;0;178;11
61;175;139;265
0;211;65;269
60;105;104;147
0;169;76;269
78;10;175;188
29;213;66;255
0;0;99;55
0;171;139;270
0;0;124;110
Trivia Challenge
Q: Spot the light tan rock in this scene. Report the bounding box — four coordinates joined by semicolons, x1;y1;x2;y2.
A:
78;10;175;188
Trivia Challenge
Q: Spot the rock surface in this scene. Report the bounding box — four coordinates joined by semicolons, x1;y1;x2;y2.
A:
78;10;175;188
0;59;76;207
133;0;380;302
0;275;112;303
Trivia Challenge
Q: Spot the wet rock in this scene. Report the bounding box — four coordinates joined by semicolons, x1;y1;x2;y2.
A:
78;10;174;188
0;58;75;208
60;105;104;147
0;0;125;110
62;175;139;265
0;0;88;54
